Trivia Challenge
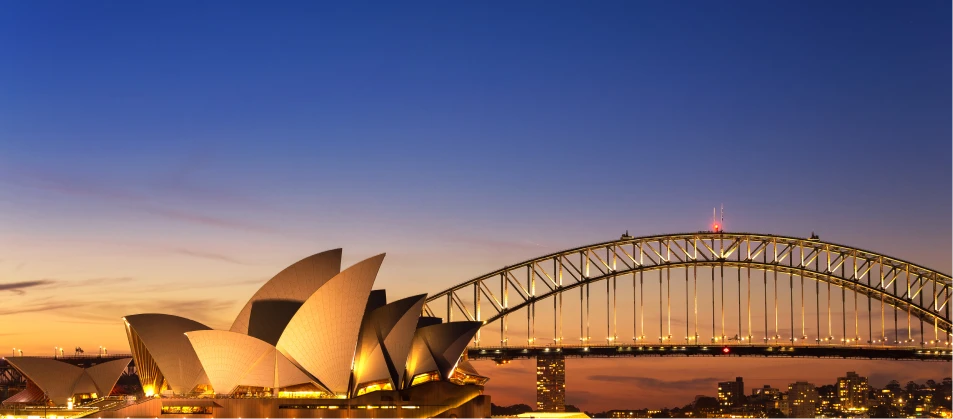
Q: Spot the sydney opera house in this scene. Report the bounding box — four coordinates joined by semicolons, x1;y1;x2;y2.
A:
3;249;491;418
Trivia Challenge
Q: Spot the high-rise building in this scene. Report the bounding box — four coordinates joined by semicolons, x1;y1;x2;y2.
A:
787;381;820;418
752;385;781;398
717;377;745;408
747;385;781;416
837;371;869;412
816;384;838;412
536;354;566;412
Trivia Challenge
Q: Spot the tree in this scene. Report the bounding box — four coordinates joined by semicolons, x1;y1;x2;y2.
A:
906;381;919;394
870;404;900;418
490;403;534;416
766;408;787;418
668;407;684;418
817;384;837;399
886;380;902;392
693;396;719;410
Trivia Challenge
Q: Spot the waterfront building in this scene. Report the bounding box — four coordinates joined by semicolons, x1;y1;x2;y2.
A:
1;358;130;406
606;409;660;419
752;385;780;398
786;381;819;418
818;383;844;413
536;354;566;412
707;412;762;419
717;377;745;408
773;394;789;416
837;371;868;412
3;249;491;418
514;412;589;419
744;384;782;416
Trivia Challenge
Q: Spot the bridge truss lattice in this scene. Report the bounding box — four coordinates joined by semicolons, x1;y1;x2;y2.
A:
424;232;951;353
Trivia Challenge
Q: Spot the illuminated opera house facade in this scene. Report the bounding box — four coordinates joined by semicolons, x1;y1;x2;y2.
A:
10;249;491;418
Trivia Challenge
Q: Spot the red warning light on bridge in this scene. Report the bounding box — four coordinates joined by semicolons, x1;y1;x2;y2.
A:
722;347;730;354
711;205;724;233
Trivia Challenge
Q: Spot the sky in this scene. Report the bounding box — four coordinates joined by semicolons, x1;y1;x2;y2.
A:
0;0;950;412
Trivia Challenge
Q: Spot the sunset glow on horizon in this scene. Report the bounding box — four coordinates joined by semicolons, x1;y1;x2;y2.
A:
1;1;950;412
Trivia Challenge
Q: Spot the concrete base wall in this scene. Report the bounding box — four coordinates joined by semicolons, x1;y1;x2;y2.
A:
98;382;489;418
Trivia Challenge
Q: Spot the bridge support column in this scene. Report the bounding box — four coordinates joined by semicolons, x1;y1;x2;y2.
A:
536;353;566;412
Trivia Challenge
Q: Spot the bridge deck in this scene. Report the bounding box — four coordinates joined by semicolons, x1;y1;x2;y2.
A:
468;344;952;361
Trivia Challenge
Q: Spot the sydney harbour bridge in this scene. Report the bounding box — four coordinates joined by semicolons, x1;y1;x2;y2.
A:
423;231;952;364
2;231;950;405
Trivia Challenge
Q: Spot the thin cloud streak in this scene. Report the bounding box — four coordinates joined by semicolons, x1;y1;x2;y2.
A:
3;168;286;236
139;207;283;235
172;248;249;265
46;298;239;329
150;149;271;208
58;277;135;288
137;277;264;294
0;301;80;315
0;280;55;295
587;375;721;390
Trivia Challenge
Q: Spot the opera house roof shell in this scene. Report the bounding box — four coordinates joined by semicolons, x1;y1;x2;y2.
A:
2;357;131;406
121;249;487;399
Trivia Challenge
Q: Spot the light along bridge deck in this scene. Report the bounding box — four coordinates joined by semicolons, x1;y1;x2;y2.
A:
469;344;952;362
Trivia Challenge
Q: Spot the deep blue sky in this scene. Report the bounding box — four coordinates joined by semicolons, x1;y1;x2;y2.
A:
0;0;950;411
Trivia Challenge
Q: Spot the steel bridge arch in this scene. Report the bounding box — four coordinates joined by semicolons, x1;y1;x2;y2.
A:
423;232;952;344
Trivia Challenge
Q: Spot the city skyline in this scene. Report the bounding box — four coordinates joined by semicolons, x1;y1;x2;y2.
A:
553;370;951;417
1;0;950;415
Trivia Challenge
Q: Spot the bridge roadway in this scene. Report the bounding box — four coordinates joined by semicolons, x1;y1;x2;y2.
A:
468;344;953;362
